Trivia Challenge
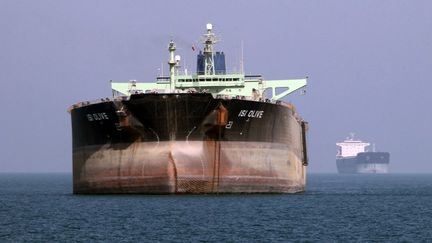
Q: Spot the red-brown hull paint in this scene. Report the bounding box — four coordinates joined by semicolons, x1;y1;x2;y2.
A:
73;141;306;194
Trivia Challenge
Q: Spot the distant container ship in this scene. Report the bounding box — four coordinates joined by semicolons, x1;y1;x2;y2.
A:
68;24;309;194
336;134;389;174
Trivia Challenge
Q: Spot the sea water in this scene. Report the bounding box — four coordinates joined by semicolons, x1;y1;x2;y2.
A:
1;173;431;242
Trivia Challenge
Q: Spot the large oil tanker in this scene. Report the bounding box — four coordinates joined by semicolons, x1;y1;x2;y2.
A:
336;134;390;174
69;24;309;194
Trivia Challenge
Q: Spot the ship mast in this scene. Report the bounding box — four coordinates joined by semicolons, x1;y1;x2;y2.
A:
168;40;176;91
202;23;218;75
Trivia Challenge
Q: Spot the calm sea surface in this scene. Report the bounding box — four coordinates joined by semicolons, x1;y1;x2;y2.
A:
1;173;432;242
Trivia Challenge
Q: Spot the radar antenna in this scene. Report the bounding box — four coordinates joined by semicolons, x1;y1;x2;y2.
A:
240;40;244;74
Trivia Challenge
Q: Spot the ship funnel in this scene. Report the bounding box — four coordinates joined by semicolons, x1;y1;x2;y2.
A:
197;51;226;75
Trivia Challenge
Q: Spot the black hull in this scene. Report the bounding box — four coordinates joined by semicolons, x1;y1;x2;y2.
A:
337;152;390;174
71;93;308;194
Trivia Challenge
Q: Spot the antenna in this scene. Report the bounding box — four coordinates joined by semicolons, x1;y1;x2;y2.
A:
240;40;244;74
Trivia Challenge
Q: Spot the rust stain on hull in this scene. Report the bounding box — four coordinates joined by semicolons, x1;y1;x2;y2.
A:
73;141;306;194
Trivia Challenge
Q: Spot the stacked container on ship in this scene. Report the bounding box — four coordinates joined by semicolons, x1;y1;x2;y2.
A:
69;24;309;194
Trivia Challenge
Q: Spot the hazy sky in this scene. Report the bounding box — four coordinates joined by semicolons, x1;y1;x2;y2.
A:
1;0;431;173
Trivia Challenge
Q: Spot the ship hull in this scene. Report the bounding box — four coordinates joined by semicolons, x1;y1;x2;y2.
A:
336;152;390;174
71;93;307;194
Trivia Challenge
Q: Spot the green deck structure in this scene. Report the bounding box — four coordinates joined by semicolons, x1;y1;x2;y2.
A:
111;23;307;101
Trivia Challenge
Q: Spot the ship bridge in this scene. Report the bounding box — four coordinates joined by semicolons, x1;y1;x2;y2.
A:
336;134;370;158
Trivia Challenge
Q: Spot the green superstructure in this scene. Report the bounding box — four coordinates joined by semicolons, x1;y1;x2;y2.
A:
111;23;307;101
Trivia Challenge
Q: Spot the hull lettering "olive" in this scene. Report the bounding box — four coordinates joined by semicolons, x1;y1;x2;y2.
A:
238;110;264;118
87;113;109;121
